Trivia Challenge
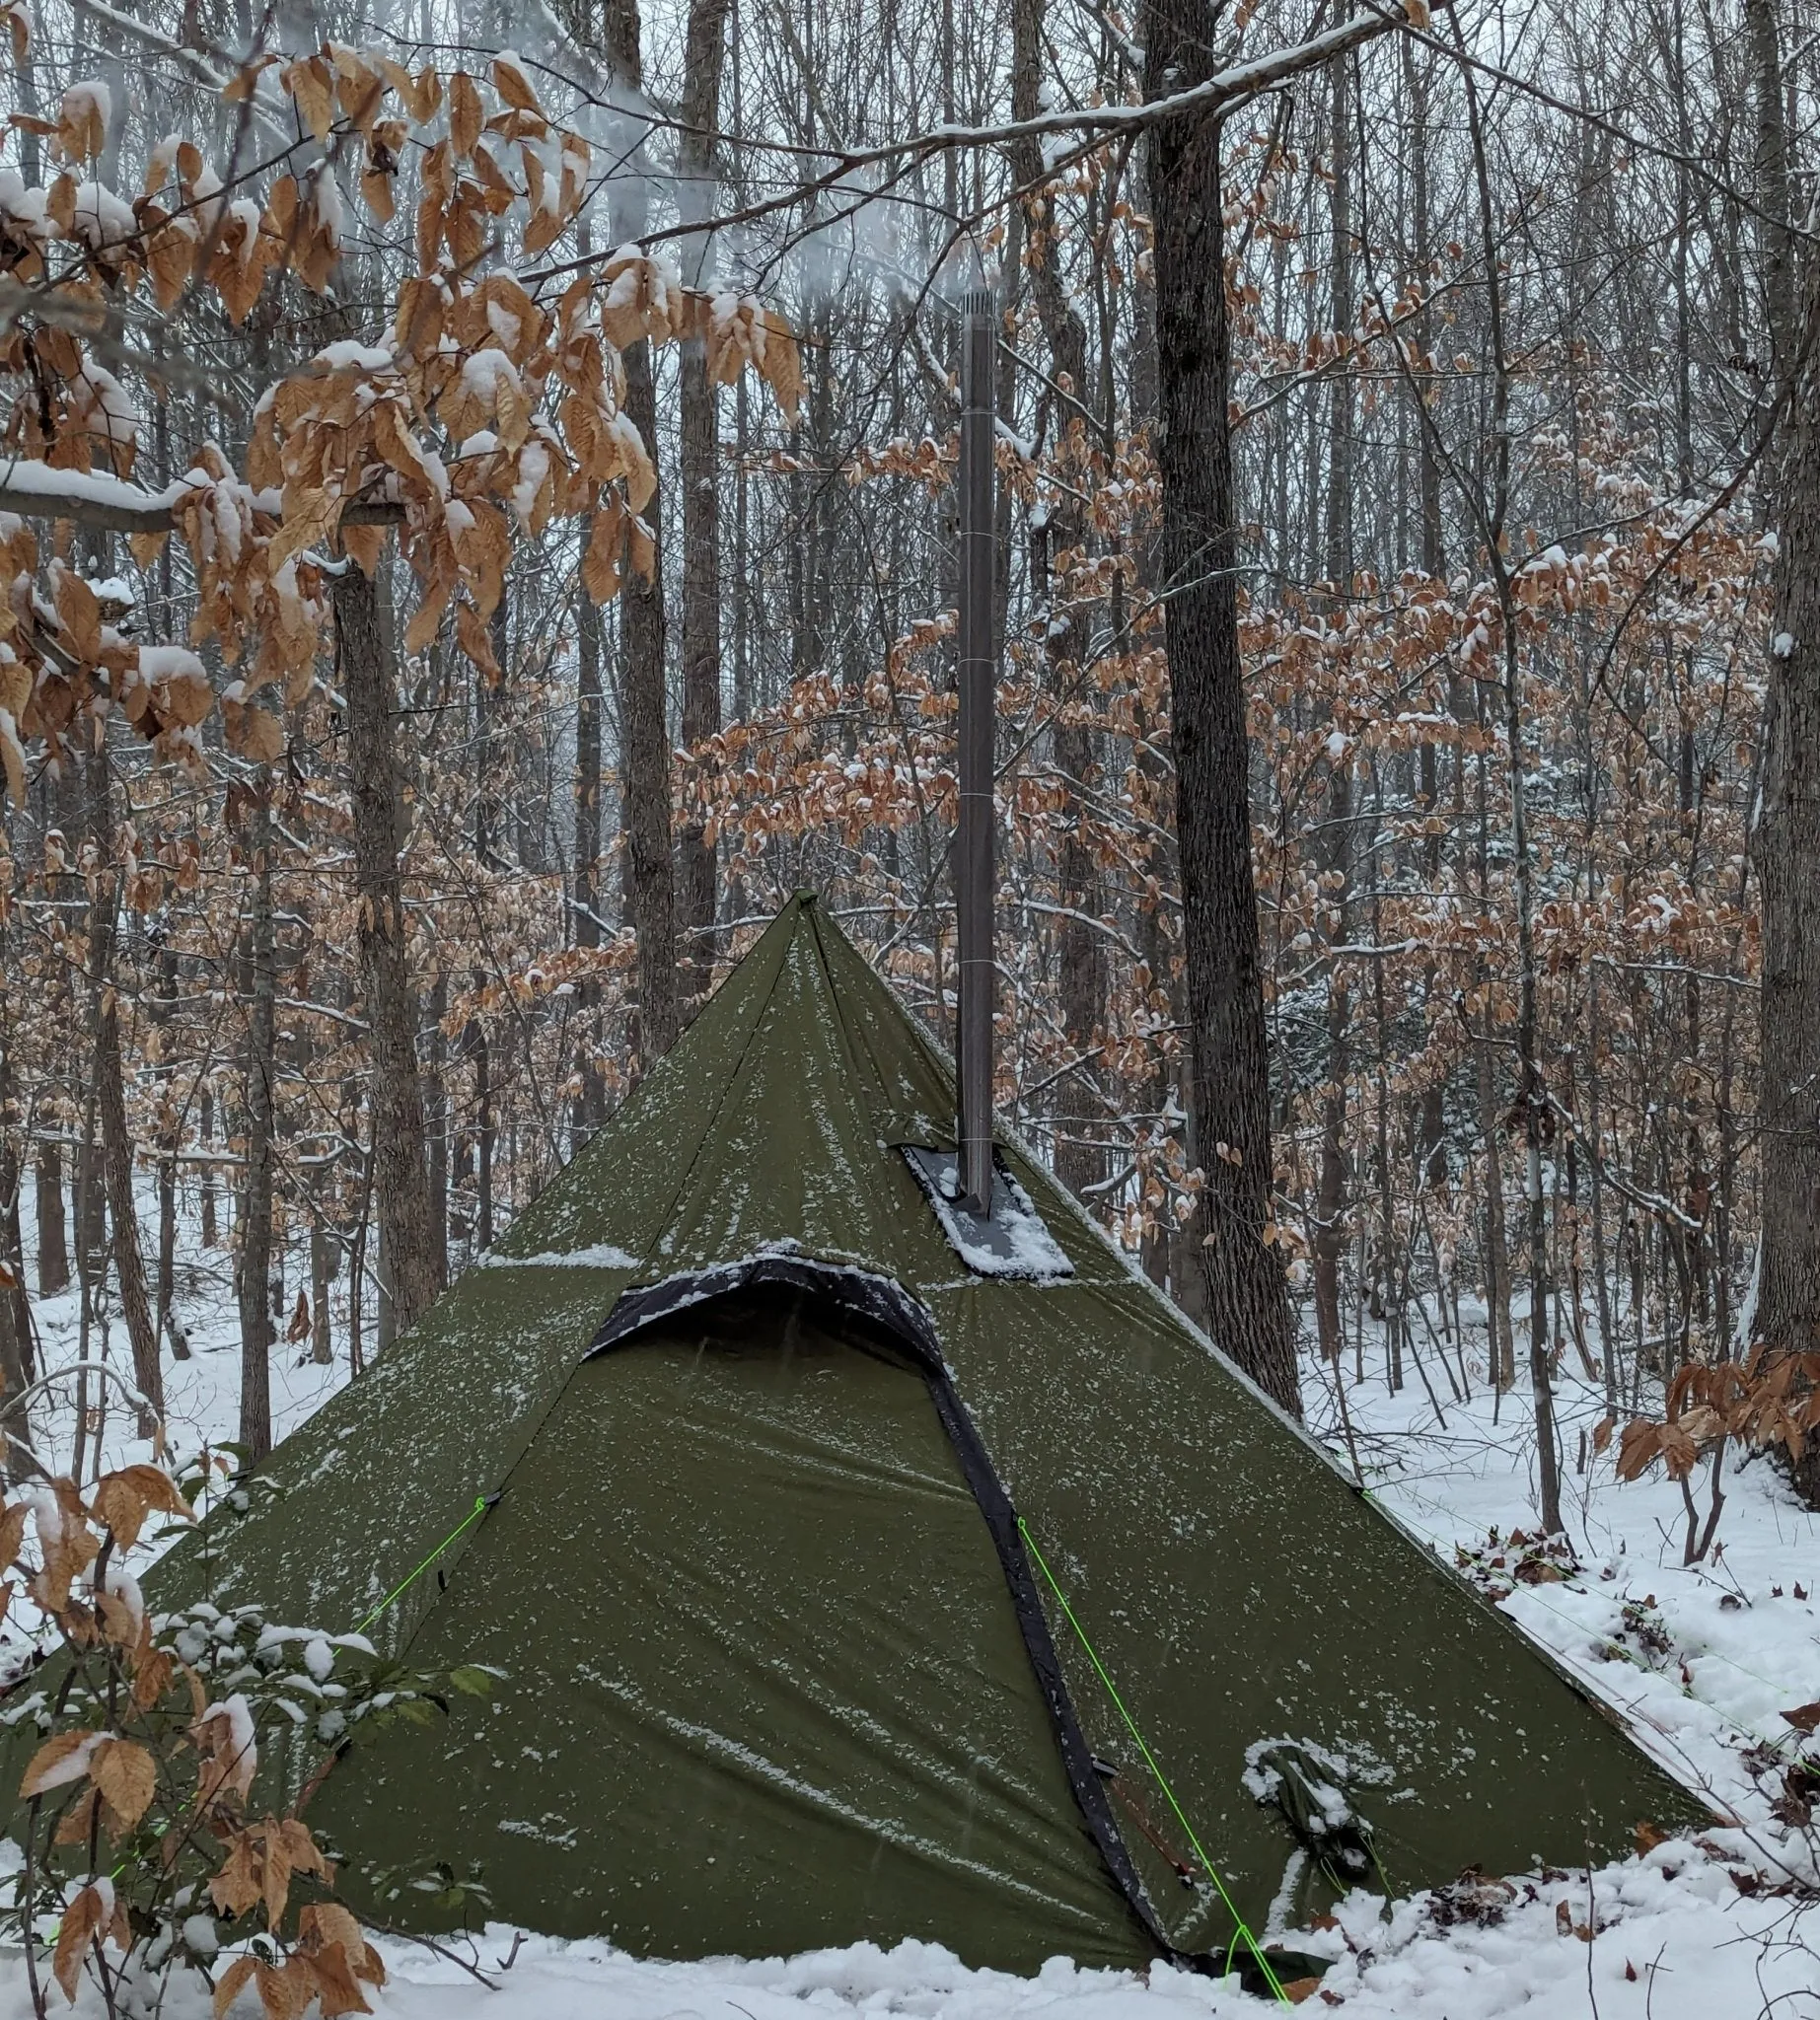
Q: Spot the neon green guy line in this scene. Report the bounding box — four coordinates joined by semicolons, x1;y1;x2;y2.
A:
1016;1516;1292;2007
353;1493;491;1636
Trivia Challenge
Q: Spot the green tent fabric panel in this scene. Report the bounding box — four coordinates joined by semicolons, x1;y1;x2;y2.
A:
492;906;797;1263
315;1294;1147;1974
808;909;1130;1289
149;1264;629;1659
807;907;956;1138
925;1274;1705;1952
655;920;942;1280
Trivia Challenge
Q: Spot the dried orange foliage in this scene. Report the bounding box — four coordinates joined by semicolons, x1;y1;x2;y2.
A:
1616;1349;1820;1482
0;32;800;791
1;1452;408;2019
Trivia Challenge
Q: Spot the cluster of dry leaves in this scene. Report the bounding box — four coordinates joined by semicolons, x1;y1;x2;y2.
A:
7;1462;387;2019
1613;1348;1820;1483
0;22;799;794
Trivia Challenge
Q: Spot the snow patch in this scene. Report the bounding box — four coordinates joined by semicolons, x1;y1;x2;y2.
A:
477;1243;639;1270
901;1148;1074;1281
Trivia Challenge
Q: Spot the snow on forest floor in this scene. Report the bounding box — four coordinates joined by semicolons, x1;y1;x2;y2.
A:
6;1209;1820;2016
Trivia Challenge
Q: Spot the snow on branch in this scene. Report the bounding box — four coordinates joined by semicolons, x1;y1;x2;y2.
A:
0;459;400;537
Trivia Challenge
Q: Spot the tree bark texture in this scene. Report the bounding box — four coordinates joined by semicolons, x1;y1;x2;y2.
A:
573;542;608;1134
604;0;680;1068
1312;47;1355;1362
86;744;164;1438
333;560;439;1344
677;0;732;1019
237;778;276;1462
1013;0;1109;1202
1143;0;1300;1415
0;965;36;1452
35;1139;67;1296
1757;272;1820;1413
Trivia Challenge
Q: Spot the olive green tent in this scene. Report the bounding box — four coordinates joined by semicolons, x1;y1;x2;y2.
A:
147;894;1699;1974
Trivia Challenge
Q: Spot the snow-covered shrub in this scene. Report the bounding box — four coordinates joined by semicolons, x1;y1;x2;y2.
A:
0;1447;493;2019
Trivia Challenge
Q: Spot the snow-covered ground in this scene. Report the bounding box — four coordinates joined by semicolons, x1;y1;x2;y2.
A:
8;1203;1820;2016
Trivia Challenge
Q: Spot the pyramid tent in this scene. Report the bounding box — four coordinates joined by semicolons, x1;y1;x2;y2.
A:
142;894;1700;1974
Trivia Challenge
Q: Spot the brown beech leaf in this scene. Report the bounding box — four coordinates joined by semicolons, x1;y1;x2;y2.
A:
580;501;624;605
52;1881;106;2002
340;523;385;578
93;1464;193;1551
20;1728;99;1799
53;568;101;664
280;55;334;142
760;312;804;422
90;1736;156;1830
1782;1701;1820;1736
491;53;543;115
448;71;482;156
51;1784;100;1845
213;1954;258;2020
0;1496;28;1573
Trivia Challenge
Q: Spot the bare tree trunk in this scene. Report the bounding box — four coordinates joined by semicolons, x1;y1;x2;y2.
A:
1012;0;1107;1201
472;985;495;1253
677;0;732;1020
1142;2;1298;1414
237;777;276;1463
1756;265;1820;1490
573;542;608;1135
424;969;449;1291
35;1137;67;1296
332;559;438;1343
1312;43;1357;1365
1455;34;1561;1532
197;1084;218;1250
0;953;36;1463
87;745;163;1440
606;0;679;1069
97;999;161;1440
311;1216;333;1365
150;944;179;1350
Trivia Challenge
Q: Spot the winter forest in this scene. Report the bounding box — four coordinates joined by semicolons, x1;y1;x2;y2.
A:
0;0;1818;2013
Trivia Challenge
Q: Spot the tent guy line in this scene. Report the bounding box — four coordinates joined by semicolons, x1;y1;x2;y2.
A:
1015;1516;1292;2006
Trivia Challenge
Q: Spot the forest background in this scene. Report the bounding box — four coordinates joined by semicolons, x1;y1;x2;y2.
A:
0;0;1810;1544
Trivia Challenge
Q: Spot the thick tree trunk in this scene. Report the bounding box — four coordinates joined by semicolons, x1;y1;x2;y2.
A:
1757;271;1820;1410
619;369;678;1063
1405;36;1451;1192
35;1138;67;1296
677;0;732;1020
1745;0;1820;1502
1142;1;1299;1414
237;777;276;1463
605;0;679;1069
332;559;438;1344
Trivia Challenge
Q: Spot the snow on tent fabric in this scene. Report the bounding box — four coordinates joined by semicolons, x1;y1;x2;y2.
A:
86;895;1705;1973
